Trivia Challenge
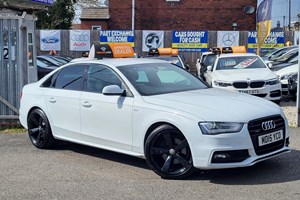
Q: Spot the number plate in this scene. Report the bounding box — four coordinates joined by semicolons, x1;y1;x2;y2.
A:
258;130;283;146
238;90;259;94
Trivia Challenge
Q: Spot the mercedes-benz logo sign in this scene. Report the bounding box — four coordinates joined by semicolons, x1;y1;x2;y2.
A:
145;33;161;49
261;120;276;131
222;33;235;46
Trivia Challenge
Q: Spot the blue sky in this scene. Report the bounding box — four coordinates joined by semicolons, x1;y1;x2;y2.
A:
258;0;300;28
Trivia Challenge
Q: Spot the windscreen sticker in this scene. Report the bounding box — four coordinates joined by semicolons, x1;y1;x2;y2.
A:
224;60;237;67
234;58;258;69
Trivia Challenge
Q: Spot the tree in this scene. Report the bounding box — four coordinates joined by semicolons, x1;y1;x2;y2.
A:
35;0;77;29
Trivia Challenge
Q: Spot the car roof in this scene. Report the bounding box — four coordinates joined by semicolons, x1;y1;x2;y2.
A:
70;57;169;67
218;53;258;58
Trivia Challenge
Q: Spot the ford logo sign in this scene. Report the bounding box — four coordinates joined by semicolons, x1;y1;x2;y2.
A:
42;37;59;44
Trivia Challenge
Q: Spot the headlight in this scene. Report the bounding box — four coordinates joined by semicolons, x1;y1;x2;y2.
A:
213;80;232;87
265;78;280;85
280;73;294;81
199;122;243;135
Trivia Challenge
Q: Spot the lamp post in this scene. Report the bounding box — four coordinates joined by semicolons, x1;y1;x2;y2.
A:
132;0;135;30
297;13;300;127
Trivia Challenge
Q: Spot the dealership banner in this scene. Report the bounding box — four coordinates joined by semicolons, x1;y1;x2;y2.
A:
142;30;164;52
217;31;239;47
70;30;90;51
40;30;61;51
247;31;284;54
100;30;134;47
172;31;208;52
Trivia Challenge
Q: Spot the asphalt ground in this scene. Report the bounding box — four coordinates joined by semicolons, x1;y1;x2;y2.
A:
0;128;300;200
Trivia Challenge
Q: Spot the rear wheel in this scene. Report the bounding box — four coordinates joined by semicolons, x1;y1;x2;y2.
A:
27;109;56;149
145;124;194;179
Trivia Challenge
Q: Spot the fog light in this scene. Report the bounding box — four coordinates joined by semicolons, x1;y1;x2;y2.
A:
214;154;229;159
211;150;249;163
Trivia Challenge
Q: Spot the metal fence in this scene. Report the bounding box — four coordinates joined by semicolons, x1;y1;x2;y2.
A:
0;18;20;120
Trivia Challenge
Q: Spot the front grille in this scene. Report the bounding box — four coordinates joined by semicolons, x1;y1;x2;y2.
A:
250;81;265;88
233;81;265;89
233;82;248;88
282;84;288;89
248;115;285;156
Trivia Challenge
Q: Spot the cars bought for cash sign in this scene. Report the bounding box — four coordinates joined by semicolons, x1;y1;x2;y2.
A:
100;30;135;47
40;30;61;51
70;30;90;51
172;31;208;52
142;30;164;52
247;31;284;54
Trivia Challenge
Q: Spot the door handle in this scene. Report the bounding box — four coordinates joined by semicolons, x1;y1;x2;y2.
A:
49;97;56;103
82;101;92;108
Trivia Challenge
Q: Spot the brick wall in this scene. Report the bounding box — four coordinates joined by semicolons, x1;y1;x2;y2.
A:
109;0;257;31
80;20;109;30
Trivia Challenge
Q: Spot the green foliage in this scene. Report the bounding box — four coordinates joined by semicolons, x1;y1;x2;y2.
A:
35;0;77;29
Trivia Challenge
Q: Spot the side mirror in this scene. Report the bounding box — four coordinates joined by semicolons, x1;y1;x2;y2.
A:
196;59;200;63
185;63;190;71
207;65;213;71
102;85;125;96
267;62;273;68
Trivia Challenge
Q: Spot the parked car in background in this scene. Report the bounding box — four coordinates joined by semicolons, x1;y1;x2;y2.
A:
142;48;190;71
268;52;298;70
261;46;298;62
37;55;65;67
37;59;59;80
273;63;299;95
43;55;71;65
287;73;298;98
19;43;290;179
203;46;282;103
196;51;217;80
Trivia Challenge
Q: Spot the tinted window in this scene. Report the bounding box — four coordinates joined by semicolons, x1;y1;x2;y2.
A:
53;65;86;91
41;72;59;88
86;64;122;93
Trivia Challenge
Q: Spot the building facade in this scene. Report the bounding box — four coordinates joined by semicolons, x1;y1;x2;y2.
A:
109;0;257;31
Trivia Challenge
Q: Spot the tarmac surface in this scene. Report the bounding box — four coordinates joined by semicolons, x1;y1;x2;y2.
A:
0;128;299;200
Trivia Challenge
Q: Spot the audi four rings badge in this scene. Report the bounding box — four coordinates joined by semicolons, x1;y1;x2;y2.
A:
261;120;276;131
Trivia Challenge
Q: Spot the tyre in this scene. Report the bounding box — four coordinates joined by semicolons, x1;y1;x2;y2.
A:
27;108;56;149
145;124;194;179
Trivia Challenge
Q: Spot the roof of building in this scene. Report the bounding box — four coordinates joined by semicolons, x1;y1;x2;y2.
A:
80;7;109;20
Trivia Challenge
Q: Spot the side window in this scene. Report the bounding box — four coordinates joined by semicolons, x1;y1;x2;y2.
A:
53;65;86;91
86;64;122;93
40;72;59;88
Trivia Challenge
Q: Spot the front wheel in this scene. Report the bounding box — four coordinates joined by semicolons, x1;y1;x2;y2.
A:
27;108;56;149
145;124;194;179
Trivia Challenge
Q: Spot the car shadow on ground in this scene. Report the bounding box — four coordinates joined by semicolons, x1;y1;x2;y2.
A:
52;140;150;170
51;140;300;184
189;149;300;184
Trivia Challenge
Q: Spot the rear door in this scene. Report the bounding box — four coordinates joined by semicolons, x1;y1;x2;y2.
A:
44;64;88;140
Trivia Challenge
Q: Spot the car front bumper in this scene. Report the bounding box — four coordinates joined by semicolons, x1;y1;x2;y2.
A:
189;122;290;169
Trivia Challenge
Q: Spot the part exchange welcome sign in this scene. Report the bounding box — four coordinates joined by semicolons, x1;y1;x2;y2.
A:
248;31;284;54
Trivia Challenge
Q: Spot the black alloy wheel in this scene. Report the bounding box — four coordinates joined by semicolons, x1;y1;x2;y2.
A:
145;124;194;179
27;109;56;149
